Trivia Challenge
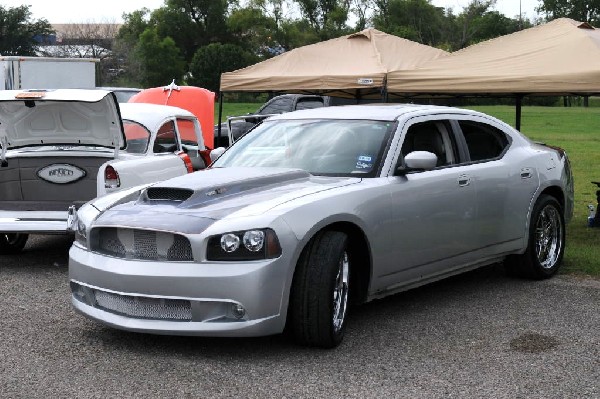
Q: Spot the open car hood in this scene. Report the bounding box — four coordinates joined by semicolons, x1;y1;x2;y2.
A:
0;89;125;150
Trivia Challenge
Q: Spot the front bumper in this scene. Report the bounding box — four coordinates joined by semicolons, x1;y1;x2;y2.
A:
68;243;291;337
0;211;70;234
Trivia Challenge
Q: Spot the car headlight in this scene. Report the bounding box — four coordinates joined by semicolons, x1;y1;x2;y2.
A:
74;218;88;248
71;203;100;249
207;228;281;261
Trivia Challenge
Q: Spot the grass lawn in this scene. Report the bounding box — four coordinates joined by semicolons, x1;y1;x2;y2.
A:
216;103;600;277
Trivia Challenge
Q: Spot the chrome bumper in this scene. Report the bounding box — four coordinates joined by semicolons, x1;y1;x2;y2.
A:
0;210;72;234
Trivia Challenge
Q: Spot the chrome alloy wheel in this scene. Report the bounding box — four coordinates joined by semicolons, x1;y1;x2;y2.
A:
535;205;563;269
332;251;349;332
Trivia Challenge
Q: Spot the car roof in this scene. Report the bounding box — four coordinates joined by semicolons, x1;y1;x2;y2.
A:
267;103;483;122
119;103;196;127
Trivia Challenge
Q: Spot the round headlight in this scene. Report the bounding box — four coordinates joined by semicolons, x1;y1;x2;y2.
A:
243;230;265;252
74;219;87;247
220;233;240;252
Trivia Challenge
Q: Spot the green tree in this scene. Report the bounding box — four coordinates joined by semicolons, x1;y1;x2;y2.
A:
449;1;527;50
278;19;321;49
452;0;496;49
134;27;186;87
227;6;279;57
0;5;53;55
188;43;257;92
113;9;152;86
372;0;447;46
351;0;375;30
248;0;286;26
537;0;600;26
293;0;352;39
165;0;233;45
150;6;199;63
117;8;151;44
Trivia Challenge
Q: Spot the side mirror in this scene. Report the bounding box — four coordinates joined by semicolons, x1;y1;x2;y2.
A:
396;151;437;175
209;147;226;163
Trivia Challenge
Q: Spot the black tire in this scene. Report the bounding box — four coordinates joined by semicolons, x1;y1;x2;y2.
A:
505;195;565;279
289;230;350;348
0;233;29;255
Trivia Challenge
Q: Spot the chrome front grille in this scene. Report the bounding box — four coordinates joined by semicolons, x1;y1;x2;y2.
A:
92;228;193;261
71;283;192;321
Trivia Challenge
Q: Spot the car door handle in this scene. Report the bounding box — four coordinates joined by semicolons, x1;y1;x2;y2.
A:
458;175;471;187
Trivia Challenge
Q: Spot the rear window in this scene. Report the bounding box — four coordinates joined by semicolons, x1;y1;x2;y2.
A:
459;120;509;162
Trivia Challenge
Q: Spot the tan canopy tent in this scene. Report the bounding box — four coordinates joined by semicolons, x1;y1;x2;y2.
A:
387;18;600;96
220;28;448;99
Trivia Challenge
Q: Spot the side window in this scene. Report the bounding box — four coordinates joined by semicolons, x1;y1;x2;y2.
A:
176;119;197;146
458;120;509;162
260;97;292;114
153;120;179;153
401;121;458;167
123;120;150;154
295;98;325;110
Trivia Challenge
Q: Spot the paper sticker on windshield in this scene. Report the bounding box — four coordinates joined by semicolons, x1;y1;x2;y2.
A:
355;155;374;171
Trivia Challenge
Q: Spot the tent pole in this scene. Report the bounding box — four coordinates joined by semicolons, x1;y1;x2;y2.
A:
217;91;224;148
515;95;523;131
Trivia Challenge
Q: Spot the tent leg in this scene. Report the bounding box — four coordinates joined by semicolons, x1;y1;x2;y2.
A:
515;95;523;131
217;92;224;148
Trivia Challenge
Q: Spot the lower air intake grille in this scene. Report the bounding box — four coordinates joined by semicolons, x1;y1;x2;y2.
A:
92;228;193;261
92;289;191;321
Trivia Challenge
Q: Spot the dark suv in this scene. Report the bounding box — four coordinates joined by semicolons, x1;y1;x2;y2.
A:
214;94;342;147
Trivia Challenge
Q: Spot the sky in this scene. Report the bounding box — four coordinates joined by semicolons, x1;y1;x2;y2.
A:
5;0;540;24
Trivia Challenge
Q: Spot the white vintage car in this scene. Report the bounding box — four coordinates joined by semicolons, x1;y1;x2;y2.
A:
0;89;207;254
69;104;574;348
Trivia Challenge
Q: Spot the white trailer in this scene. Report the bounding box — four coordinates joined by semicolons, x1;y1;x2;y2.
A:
0;56;98;90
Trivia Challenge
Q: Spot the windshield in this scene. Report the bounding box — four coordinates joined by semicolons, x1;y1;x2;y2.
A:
123;120;150;154
213;119;394;177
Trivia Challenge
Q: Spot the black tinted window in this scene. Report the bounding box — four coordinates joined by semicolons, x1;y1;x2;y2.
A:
459;121;509;162
260;97;293;114
295;98;325;110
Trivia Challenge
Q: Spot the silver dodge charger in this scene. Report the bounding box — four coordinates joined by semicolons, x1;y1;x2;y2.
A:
69;104;574;348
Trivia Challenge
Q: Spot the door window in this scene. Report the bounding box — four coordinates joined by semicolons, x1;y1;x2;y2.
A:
153;120;179;153
401;121;458;167
176;119;197;146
